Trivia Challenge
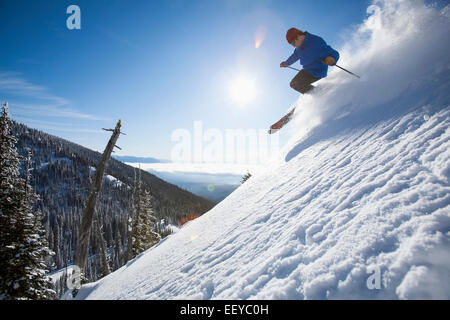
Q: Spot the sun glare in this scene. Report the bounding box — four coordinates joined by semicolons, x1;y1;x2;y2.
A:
229;75;257;105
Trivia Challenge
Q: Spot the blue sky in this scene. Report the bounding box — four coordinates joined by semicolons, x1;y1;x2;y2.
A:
1;0;371;160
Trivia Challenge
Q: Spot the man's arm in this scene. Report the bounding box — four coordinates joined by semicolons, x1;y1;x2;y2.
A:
325;45;340;63
317;37;340;65
283;50;300;66
323;46;339;65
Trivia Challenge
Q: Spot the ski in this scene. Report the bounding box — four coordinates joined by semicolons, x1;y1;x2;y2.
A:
268;108;296;134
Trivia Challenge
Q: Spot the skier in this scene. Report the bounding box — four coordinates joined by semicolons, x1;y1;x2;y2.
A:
268;28;340;134
280;27;340;95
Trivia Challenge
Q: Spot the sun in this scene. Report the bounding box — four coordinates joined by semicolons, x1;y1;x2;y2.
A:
229;75;257;105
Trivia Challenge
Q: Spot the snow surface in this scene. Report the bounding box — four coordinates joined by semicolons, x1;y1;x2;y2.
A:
73;0;449;300
49;265;75;284
89;166;125;187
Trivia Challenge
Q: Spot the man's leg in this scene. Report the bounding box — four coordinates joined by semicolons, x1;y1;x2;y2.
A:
290;69;320;94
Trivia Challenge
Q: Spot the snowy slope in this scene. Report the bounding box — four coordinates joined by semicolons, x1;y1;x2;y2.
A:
74;0;450;300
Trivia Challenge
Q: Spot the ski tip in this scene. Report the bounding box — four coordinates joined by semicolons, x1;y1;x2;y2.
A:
268;128;279;135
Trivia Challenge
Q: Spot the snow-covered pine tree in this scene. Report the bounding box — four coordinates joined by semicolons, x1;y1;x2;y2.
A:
130;170;161;258
0;103;55;300
241;171;252;184
125;167;137;262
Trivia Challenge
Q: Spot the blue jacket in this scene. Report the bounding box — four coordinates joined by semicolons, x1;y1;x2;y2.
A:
284;31;340;79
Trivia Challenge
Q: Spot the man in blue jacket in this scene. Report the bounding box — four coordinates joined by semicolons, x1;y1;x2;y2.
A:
281;28;340;94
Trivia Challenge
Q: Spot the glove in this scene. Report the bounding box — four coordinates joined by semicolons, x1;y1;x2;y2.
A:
280;62;287;68
323;56;336;66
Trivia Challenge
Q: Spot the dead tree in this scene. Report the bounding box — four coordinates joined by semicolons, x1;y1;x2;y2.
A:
74;120;123;280
95;218;110;276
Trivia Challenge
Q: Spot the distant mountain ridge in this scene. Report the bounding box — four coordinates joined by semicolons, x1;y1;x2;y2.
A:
112;155;170;163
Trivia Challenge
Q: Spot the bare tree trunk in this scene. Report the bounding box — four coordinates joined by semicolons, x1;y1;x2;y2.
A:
95;218;110;276
126;166;143;262
74;120;122;277
125;167;137;262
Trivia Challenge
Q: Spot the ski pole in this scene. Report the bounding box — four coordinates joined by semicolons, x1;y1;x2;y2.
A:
285;66;301;72
285;64;360;79
334;64;360;79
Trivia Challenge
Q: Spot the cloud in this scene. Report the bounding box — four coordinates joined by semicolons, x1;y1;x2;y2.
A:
0;72;69;106
129;162;263;176
11;102;110;121
0;72;110;121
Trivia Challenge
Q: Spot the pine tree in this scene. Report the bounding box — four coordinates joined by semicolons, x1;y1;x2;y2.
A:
241;171;252;184
130;171;160;258
125;168;137;262
0;103;55;300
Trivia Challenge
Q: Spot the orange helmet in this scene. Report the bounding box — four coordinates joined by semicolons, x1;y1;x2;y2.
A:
286;27;303;44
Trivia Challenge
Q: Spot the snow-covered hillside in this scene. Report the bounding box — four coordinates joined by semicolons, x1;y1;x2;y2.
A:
73;0;450;300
